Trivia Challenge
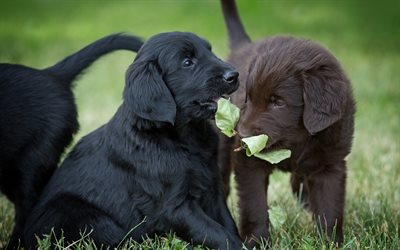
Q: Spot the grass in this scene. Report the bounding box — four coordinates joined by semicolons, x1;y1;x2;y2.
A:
0;0;399;249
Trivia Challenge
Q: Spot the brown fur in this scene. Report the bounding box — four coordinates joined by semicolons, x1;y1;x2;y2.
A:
219;0;355;247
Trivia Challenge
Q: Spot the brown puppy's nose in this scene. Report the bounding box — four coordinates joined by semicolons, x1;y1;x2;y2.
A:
223;71;239;83
237;123;254;138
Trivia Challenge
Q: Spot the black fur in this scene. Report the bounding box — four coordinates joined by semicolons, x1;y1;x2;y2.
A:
0;33;143;248
22;32;242;250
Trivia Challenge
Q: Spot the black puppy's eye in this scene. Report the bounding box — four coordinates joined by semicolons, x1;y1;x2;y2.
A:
182;58;194;68
270;95;286;108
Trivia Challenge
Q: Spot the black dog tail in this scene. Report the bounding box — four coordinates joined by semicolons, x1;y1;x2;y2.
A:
44;33;143;84
220;0;251;49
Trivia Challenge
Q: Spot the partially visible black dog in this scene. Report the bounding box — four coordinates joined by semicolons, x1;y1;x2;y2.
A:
0;34;143;247
22;32;242;250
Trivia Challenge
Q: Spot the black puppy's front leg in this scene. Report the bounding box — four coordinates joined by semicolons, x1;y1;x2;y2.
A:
213;186;240;238
173;201;242;250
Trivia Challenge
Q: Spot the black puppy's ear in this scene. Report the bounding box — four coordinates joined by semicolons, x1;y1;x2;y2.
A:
302;68;347;135
124;60;176;125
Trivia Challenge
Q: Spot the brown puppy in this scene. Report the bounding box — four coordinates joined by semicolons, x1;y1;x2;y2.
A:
219;0;356;247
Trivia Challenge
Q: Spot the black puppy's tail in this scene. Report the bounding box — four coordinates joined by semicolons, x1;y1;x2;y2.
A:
44;33;143;84
220;0;251;50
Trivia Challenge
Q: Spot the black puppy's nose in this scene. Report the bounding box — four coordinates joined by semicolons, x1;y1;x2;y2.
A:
223;71;239;83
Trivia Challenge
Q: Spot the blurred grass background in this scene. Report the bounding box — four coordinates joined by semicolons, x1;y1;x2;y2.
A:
0;0;399;249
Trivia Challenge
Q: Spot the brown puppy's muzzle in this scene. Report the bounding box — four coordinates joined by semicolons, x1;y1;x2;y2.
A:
237;123;255;138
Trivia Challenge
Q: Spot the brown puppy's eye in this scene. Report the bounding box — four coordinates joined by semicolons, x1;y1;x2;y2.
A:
270;95;286;108
182;58;194;68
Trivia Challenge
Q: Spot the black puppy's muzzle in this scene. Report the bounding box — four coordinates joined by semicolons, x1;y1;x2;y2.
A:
223;71;239;84
222;69;239;95
190;65;239;120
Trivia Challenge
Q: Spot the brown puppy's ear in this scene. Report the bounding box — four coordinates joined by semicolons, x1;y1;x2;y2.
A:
302;69;347;135
124;60;176;125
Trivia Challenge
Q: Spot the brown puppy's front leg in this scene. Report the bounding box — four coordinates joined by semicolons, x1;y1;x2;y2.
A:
233;150;273;248
218;135;235;197
307;161;346;245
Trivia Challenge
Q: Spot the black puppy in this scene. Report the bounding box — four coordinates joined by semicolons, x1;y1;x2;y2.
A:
0;34;143;247
22;32;242;250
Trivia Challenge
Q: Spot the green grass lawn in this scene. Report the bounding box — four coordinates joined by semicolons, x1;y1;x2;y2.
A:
1;0;399;249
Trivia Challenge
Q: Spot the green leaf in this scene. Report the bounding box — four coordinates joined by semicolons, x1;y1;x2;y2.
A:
268;205;287;229
241;134;268;156
215;98;240;137
254;149;292;164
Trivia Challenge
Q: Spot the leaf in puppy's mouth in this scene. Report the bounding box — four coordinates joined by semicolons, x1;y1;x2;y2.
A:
215;98;240;137
241;134;268;156
240;134;291;164
254;148;291;164
214;98;291;164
